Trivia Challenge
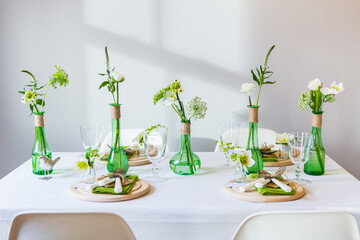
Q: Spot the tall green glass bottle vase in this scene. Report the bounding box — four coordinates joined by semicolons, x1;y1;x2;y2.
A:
304;112;325;175
32;112;52;175
169;120;201;175
107;104;128;173
246;106;263;173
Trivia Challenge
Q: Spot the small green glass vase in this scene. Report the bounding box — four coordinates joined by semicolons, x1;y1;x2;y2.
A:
304;112;325;176
32;112;52;175
169;120;201;175
107;104;128;173
246;106;263;174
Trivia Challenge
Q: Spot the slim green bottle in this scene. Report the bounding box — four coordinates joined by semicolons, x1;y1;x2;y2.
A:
246;106;263;173
169;120;201;175
304;112;325;175
107;104;128;173
32;112;52;175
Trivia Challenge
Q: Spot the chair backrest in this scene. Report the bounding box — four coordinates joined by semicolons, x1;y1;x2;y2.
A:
9;212;136;240
215;128;277;152
232;211;360;240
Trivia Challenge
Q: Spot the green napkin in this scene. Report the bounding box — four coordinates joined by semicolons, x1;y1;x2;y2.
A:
256;186;296;195
262;157;277;162
92;175;138;195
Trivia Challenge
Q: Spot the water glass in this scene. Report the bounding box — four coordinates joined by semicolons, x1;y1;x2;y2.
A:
80;125;103;150
143;128;168;183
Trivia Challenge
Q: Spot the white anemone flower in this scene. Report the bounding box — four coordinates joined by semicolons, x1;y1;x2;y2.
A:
111;71;125;82
240;83;256;96
234;149;255;172
21;96;25;104
321;81;344;95
307;78;322;91
275;133;289;144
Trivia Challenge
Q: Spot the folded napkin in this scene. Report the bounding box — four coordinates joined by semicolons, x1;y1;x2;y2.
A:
262;157;277;162
256;186;296;195
92;175;138;195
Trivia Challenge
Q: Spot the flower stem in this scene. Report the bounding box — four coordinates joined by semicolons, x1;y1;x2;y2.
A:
256;85;262;106
248;96;252;106
116;82;119;105
171;104;183;120
40;80;55;112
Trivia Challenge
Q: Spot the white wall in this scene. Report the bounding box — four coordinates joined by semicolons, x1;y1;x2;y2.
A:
1;0;359;179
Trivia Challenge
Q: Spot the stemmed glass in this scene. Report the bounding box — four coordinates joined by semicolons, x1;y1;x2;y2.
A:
287;132;311;184
143;128;168;183
218;122;241;168
80;125;103;170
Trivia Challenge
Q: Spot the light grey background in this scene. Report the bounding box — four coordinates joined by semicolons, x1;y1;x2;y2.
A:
0;0;359;179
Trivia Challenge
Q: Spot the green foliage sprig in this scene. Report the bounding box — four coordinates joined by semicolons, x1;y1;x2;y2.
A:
85;147;99;168
133;124;168;145
98;46;125;105
18;66;69;115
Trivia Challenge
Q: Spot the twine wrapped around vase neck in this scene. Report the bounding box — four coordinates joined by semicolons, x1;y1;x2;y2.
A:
34;114;44;127
181;122;191;135
110;105;121;119
248;107;259;123
312;113;322;128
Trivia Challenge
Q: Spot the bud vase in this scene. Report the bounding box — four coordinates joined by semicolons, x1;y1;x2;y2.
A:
169;120;201;175
304;112;325;175
246;106;263;173
32;112;52;175
107;104;128;173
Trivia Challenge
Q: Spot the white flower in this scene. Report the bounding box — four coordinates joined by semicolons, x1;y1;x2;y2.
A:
321;81;344;95
307;78;322;91
233;149;255;172
132;132;143;143
111;71;125;82
275;133;289;144
186;96;207;120
163;91;176;106
21;96;25;104
240;83;256;96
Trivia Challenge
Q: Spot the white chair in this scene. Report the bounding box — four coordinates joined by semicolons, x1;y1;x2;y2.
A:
232;211;360;240
215;128;277;151
9;212;136;240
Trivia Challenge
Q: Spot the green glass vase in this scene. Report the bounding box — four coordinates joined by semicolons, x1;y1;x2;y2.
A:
32;113;52;175
107;104;128;173
169;121;201;175
304;112;325;175
246;106;263;174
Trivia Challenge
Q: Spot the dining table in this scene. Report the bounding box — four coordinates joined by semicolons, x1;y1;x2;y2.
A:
0;152;359;240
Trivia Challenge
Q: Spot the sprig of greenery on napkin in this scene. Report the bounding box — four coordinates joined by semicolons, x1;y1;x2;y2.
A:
92;175;138;195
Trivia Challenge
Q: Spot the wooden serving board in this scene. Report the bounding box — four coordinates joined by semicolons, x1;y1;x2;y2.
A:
223;180;305;203
263;151;293;167
68;179;150;202
96;152;151;167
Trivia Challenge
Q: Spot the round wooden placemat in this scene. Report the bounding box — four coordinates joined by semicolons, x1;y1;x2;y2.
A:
263;151;293;167
223;180;306;203
68;179;150;202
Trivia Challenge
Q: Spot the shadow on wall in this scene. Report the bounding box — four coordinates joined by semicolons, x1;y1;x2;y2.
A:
174;137;216;152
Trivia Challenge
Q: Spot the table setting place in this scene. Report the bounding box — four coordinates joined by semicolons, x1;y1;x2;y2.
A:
12;45;350;204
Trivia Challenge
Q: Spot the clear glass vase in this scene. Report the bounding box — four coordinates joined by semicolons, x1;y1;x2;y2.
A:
32;112;52;175
83;166;96;184
169;121;201;175
304;112;325;175
246;106;263;174
234;163;247;183
277;144;289;159
137;144;146;157
107;104;129;173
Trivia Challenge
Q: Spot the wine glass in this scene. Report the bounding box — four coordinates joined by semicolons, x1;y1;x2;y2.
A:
80;125;103;150
143;128;168;183
218;122;241;168
287;132;311;184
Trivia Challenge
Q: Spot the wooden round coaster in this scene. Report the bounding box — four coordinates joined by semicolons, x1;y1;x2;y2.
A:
263;151;293;167
223;180;306;203
68;179;150;202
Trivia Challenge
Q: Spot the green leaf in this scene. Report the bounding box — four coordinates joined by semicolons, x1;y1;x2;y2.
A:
264;80;276;84
328;97;336;103
264;45;276;68
18;91;25;94
98;73;106;76
85;147;91;161
21;70;36;82
251;70;260;85
99;81;109;89
36;99;45;106
29;104;34;113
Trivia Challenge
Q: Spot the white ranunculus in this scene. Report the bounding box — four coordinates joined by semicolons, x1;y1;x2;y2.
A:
240;83;256;96
111;71;125;82
132;132;143;143
275;133;289;144
320;81;344;95
233;149;255;168
307;78;322;91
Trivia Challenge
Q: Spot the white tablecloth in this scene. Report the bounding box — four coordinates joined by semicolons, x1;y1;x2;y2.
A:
0;152;359;240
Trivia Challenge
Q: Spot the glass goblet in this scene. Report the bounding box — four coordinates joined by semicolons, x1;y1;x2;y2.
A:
80;125;103;150
218;122;241;168
287;132;311;184
143;128;168;183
